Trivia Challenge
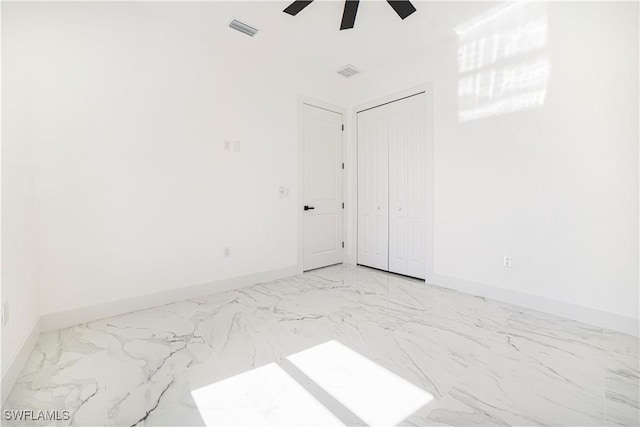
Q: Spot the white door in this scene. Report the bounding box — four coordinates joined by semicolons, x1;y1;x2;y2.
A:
388;93;427;278
303;104;344;271
357;104;389;271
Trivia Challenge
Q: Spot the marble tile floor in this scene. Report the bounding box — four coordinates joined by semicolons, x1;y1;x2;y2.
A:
3;264;639;426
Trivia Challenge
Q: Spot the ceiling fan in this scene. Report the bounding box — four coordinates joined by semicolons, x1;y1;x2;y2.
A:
283;0;417;30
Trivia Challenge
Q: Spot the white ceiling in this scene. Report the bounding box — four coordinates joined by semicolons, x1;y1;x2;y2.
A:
18;1;504;84
196;1;503;79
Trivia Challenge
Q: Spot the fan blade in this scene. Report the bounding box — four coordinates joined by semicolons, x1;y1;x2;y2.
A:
283;1;314;16
386;1;416;19
340;0;360;30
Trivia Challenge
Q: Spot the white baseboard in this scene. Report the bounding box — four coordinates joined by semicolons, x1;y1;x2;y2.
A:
428;273;639;337
1;316;41;406
41;265;299;332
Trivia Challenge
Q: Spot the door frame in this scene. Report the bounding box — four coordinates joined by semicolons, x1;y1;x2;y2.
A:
350;84;435;280
297;96;347;274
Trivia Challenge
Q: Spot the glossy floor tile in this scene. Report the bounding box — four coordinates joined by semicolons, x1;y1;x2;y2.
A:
3;265;639;426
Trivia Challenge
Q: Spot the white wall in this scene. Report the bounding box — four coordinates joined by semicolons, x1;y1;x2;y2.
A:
1;4;41;377
2;2;348;317
3;0;638;340
348;1;639;324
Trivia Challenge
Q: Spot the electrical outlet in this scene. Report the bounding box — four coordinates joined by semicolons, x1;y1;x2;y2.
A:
224;247;231;258
223;140;232;151
503;255;512;268
2;302;9;327
279;186;290;198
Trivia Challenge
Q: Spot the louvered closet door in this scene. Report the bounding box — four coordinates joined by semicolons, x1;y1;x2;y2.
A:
357;104;389;271
388;94;427;278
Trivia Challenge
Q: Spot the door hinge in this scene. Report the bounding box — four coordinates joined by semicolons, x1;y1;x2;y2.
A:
342;202;344;209
342;241;344;248
341;124;344;131
341;163;344;170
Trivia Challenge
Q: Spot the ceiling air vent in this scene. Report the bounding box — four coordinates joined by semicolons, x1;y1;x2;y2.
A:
337;64;360;78
229;19;259;37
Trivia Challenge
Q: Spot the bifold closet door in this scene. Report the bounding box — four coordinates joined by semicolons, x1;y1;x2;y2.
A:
388;94;427;278
357;104;389;271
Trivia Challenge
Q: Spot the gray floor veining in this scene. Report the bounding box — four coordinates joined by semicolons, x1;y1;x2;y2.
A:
3;265;639;426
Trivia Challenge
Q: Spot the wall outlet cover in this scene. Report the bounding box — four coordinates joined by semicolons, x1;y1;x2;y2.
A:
1;301;8;327
503;255;512;268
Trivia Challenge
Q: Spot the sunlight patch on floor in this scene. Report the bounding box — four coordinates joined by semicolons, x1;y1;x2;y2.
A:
191;340;433;426
191;362;345;427
287;340;433;427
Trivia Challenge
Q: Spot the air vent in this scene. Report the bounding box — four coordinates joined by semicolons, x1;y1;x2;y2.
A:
229;19;259;37
337;64;360;78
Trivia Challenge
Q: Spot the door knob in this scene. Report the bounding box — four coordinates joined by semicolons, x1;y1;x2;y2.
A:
304;205;315;211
